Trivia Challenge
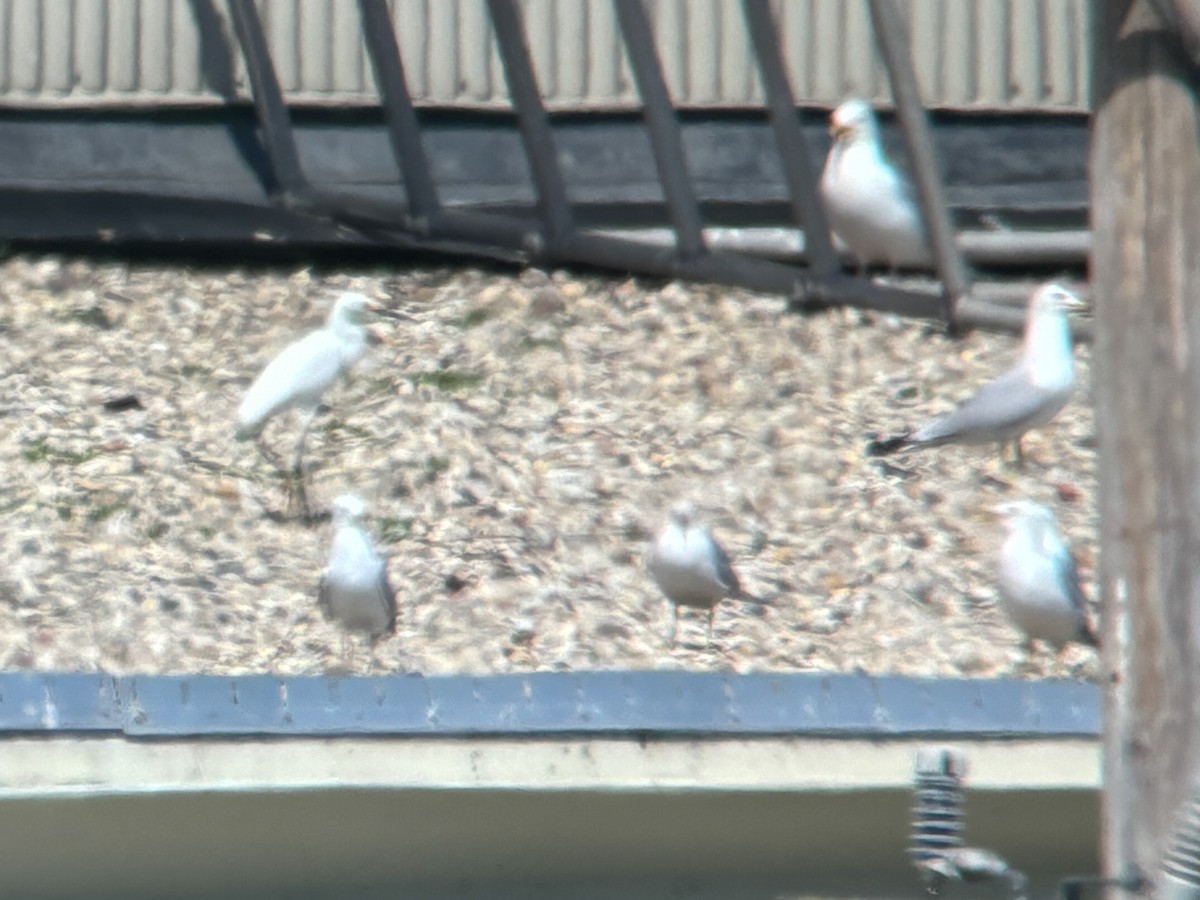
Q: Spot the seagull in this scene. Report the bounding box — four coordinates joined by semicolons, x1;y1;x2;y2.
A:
819;98;933;272
993;500;1097;649
867;282;1086;465
646;502;743;646
236;291;397;520
318;493;397;665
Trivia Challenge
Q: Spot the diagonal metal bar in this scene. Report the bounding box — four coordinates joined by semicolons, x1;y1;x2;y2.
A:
740;0;840;280
868;0;969;332
356;0;441;225
613;0;707;260
228;0;534;254
219;0;954;328
486;0;575;243
224;0;310;204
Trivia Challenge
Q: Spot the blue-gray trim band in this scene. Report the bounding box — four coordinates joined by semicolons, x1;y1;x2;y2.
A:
0;672;1099;739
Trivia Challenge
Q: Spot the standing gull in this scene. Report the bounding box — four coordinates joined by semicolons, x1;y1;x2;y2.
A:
820;98;933;272
994;501;1097;649
318;493;397;665
646;503;742;646
868;282;1086;465
236;291;395;519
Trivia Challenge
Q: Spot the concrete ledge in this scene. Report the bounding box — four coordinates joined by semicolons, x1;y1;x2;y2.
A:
0;733;1099;899
0;673;1101;898
0;734;1099;798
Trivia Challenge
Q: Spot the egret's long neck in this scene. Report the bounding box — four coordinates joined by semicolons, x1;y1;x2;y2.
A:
330;313;364;342
1023;309;1074;391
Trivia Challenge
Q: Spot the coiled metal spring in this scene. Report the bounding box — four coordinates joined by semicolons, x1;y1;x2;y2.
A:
911;747;1026;899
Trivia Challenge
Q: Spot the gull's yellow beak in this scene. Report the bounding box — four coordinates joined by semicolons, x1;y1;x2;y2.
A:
829;122;851;141
1061;292;1089;314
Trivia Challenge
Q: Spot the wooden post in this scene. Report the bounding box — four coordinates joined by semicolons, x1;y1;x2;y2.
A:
1093;0;1200;891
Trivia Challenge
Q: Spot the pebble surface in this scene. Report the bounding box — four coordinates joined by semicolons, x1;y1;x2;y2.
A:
0;254;1098;679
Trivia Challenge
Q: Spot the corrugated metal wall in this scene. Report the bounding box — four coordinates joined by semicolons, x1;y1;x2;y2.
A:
0;0;1091;111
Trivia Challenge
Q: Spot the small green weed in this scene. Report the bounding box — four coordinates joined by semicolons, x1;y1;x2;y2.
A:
413;371;483;393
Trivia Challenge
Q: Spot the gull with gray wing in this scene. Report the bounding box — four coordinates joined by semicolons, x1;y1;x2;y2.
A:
318;494;397;666
868;282;1085;465
994;500;1097;649
646;503;743;646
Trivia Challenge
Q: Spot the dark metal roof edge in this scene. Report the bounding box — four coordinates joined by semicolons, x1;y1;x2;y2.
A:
0;671;1100;740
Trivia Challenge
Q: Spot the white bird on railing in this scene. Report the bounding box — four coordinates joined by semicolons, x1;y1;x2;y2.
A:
236;291;399;520
868;282;1085;466
820;98;933;272
646;502;743;646
318;493;397;665
993;500;1097;649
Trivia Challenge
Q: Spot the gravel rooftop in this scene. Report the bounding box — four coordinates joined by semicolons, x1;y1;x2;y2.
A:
0;253;1097;680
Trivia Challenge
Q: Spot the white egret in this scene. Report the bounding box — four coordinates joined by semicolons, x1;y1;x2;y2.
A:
236;291;395;519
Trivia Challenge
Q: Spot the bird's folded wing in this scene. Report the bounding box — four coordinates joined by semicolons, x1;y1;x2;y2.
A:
709;538;741;597
378;568;398;633
239;332;347;426
913;367;1057;444
1057;549;1089;615
316;572;333;620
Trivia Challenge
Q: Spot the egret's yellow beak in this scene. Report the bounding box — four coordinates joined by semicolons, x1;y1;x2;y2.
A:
368;302;416;322
830;122;851;141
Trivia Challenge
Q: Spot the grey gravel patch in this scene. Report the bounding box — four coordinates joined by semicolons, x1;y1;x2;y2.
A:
0;255;1097;680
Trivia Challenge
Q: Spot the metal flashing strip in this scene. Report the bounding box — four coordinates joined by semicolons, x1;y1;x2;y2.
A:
0;672;1099;740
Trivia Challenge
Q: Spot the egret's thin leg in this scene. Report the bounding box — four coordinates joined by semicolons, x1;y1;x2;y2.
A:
707;606;716;645
667;604;679;647
290;408;319;521
252;436;285;474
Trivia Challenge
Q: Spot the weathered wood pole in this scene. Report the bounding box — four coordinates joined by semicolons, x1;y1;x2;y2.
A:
1093;0;1200;891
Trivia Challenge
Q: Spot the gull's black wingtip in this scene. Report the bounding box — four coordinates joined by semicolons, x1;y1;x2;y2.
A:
866;434;909;456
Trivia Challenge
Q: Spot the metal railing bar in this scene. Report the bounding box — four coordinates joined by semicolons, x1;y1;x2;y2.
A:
430;208;540;254
300;193;527;256
547;230;797;292
356;0;441;224
740;0;840;280
218;0;998;334
613;0;708;260
589;225;1091;269
547;229;944;318
225;0;310;203
824;277;947;321
486;0;576;242
868;0;970;332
